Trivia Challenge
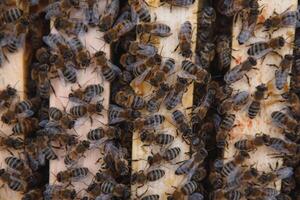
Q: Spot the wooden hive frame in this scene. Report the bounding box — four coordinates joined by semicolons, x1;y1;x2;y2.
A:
224;0;298;192
131;0;201;199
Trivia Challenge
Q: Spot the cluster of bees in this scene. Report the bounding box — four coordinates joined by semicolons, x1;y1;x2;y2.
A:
0;0;300;199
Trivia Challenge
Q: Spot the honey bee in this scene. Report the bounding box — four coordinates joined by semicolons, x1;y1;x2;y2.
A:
237;0;259;44
248;83;271;119
131;168;165;187
268;54;293;90
22;189;43;200
69;83;104;103
12;117;39;136
14;96;41;115
247;36;285;59
103;19;136;44
208;171;223;190
167;181;198;200
263;5;299;32
67;37;91;68
197;42;215;69
97;181;130;198
35;47;50;64
87;126;121;141
5;156;32;177
93;50;122;82
215;114;236;148
82;0;100;26
257;166;293;186
64;140;90;166
128;41;158;58
271;111;298;133
210;189;242;200
56;167;89;183
49;133;78;148
129;0;151;22
108;104;141;124
115;90;145;110
285;92;300;118
224;56;257;85
139;129;175;146
98;0;120;31
133;114;165;130
160;0;195;7
69;100;104;122
0;7;23;24
0;84;17;108
54;16;88;36
175;149;208;175
176;21;193;58
1;107;34;125
221;151;250;179
265;135;298;155
147;83;171;112
192;81;217;121
217;90;250;115
199;6;216;28
180;60;211;84
147;147;181;166
150;58;175;86
217;0;253;17
43;184;76;200
0;168;25;192
3;35;23;54
136;22;172;37
14;15;30;37
172;110;192;139
0;134;23;153
164;76;190;110
234;133;268;151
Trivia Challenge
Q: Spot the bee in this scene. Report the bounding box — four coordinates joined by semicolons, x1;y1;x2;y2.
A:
5;156;32;177
64;140;90;166
54;17;88;36
160;0;195;6
199;6;216;28
0;135;23;153
248;83;271;119
129;41;157;58
67;37;91;68
265;135;298;155
237;0;259;45
3;35;23;54
69;83;104;103
103;19;136;44
1;106;34;125
180;60;211;84
133;114;165;130
192;81;217;121
131;168;165;187
115;90;145;110
108;104;141;124
129;0;151;22
136;22;172;37
93;50;122;82
167;181;198;200
87;126;121;141
263;5;299;32
208;171;223;190
257;167;293;186
147;147;181;166
56;167;89;183
224;56;257;85
35;47;50;64
271;111;298;133
285;92;300;119
0;169;25;191
0;84;17;108
99;181;130;198
149;58;175;87
247;36;285;59
217;91;250;115
147;83;171;112
22;189;43;200
139;129;174;146
215;35;231;71
176;21;193;58
49;133;78;148
234;133;268;151
43;184;76;200
175;149;208;175
210;189;242;200
42;33;66;50
268;54;293;90
0;7;23;24
12;118;39;136
172;109;192;139
221;151;250;178
164;76;190;110
70;100;104;119
217;0;252;17
98;0;120;31
197;42;215;69
82;0;100;26
215;114;236;149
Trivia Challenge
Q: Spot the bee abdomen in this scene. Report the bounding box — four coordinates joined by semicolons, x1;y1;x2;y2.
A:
100;181;115;194
248;101;260;119
71;167;89;178
49;107;63;120
41;147;57;160
221;161;236;177
147;169;165;181
220;114;235;131
70;105;87;117
87;128;105;140
141;194;160;200
163;147;181;161
181;180;198;195
132;96;145;110
5;156;23;170
155;134;174;145
3;8;23;23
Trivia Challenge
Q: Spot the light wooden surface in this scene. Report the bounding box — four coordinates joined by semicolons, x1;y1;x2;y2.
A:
48;1;110;197
224;0;298;192
0;39;27;200
131;0;200;199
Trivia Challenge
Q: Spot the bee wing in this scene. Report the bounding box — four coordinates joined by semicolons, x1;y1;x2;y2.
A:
17;110;35;119
188;193;204;200
108;104;126;124
178;70;197;81
95;194;114;200
276;167;293;179
107;61;122;74
131;68;151;86
44;2;61;20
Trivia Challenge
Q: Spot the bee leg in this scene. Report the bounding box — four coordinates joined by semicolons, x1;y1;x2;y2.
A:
173;44;179;52
6;148;14;156
267;64;279;68
244;74;251;86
